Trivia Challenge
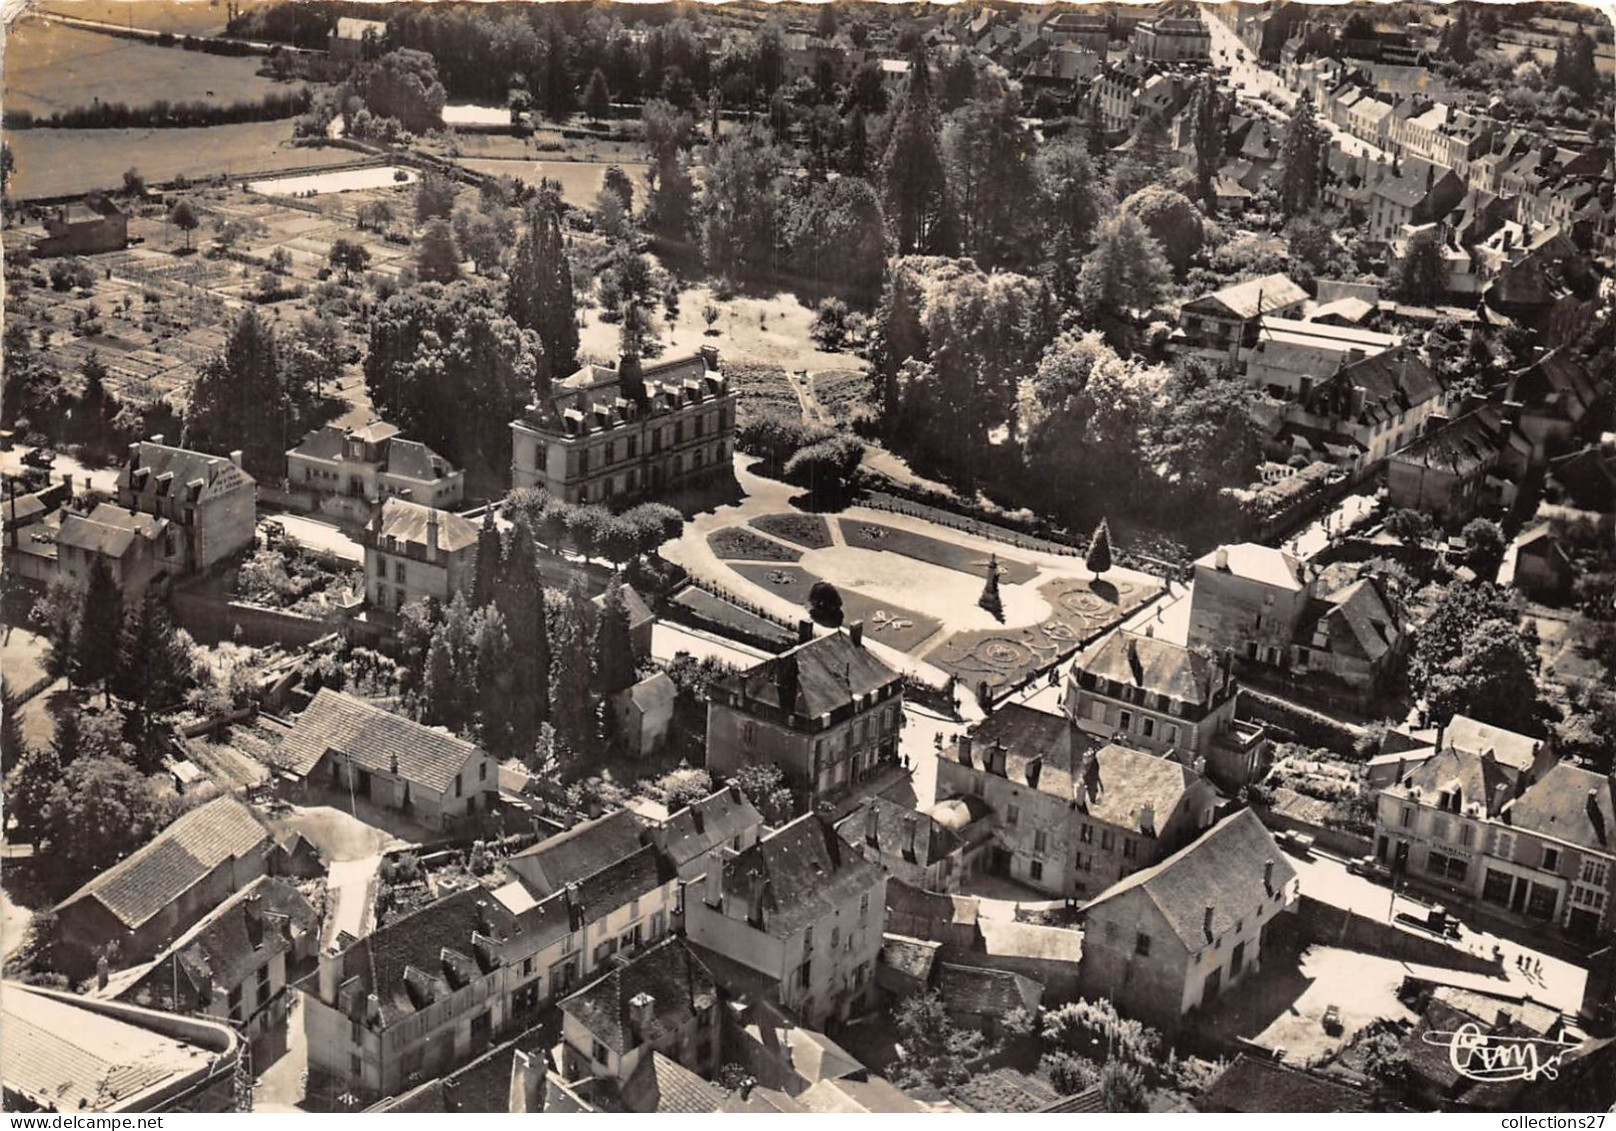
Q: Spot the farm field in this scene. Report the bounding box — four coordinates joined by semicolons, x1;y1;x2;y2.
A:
35;0;273;36
3;18;285;117
3;123;362;198
247;166;417;195
455;157;649;208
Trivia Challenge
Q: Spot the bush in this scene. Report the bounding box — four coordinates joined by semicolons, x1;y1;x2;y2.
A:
784;433;864;499
736;410;835;477
810;297;852;349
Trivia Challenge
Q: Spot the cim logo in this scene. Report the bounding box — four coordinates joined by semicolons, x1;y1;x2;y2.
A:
1422;1022;1581;1083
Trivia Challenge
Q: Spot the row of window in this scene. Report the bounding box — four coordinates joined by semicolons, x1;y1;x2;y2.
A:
1086;699;1185;746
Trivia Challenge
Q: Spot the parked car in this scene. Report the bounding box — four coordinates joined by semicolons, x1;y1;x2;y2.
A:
1348;855;1392;883
21;447;55;469
1277;830;1315;858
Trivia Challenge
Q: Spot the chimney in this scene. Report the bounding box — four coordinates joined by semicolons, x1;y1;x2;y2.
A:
692;806;705;835
704;866;723;910
958;734;973;769
1264;858;1275;893
848;620;864;647
746;873;767;929
96;954;110;991
699;344;721;372
798;619;815;644
1589;790;1607;844
1214;546;1229;571
510;1048;543;1113
902;814;919;861
618;352;646;402
1435;722;1446;752
318;946;340;1004
1204;904;1216;939
740;1078;756;1101
565;882;585;931
1025;756;1042;790
426;508;440;562
229;450;243;469
728;783;741;803
1139;803;1156;836
864;804;880;847
628;991;656;1044
150;434;165;446
127;442;142;466
194;969;214;1008
990;740;1008;777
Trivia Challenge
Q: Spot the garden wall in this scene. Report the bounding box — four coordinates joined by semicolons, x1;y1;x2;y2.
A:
1239;689;1366;757
1295;895;1502;976
1252;804;1373;860
171;590;340;649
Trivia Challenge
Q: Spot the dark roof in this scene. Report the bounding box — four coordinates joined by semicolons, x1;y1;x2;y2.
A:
375;499;478;555
309;887;520;1026
530;355;726;438
510;809;650;897
1199;1055;1374;1112
618;1050;725;1113
369;1023;559;1113
123;440;254;492
1506;763;1615;853
380;438;457;484
569;845;679;928
592;583;655;631
835;796;962;869
56;796;271;929
945;704;1097;800
1388;405;1513;477
1081;809;1296;954
937;962;1042;1018
1075;630;1218;707
720;814;885;939
1549;444;1616;511
1511;349;1598;418
1387;745;1518;819
1305;576;1400;663
558;937;717;1056
714;628;901;721
116;877;317;1013
879;934;940;982
1039;1086;1106;1113
278;688;484;793
648;787;763;872
56;502;166;559
1311;346;1446;427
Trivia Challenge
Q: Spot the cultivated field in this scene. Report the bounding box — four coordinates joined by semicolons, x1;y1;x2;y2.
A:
3;18;285;117
456;157;650;209
3;123;362;198
35;0;274;36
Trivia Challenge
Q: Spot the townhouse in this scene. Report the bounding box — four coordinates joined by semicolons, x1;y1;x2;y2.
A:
363;498;480;613
117;438;256;573
286;420;464;511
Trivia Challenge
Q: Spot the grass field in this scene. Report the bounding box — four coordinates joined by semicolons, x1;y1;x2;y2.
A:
4;122;361;198
455;157;649;209
4;18;285;117
35;0;275;36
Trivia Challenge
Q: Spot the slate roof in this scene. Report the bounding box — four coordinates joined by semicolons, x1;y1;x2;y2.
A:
375;499;478;554
123;441;254;493
1199;1055;1374;1112
1083;744;1209;834
1444;714;1541;774
1196;543;1305;590
879;934;941;982
278;688;483;793
559;937;717;1056
114;877;318;1014
947;704;1098;796
1387;745;1518;819
648;786;763;873
535;355;724;437
1314;346;1446;428
1305;576;1400;663
56;796;271;930
836;796;963;868
380;438;457;484
735;998;865;1086
510;809;649;897
1505;763;1615;854
937;962;1042;1018
57;503;166;560
1;983;227;1113
714;628;901;722
1510;349;1599;420
1076;629;1219;707
1388;405;1512;477
719;813;885;939
1080;809;1296;954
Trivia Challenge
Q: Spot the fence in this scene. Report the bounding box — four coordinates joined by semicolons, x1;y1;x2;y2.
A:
1252;803;1373;860
1296;894;1502;976
171;590;343;649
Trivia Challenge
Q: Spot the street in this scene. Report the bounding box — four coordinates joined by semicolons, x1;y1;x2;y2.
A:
265;513;366;564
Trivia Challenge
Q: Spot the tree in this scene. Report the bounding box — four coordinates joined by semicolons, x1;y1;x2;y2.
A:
76;351;118;457
328;237;371;278
1425;617;1540;730
415;171;459;222
491;515;549;759
699;124;787;280
112;597;197;733
37;581;78;688
583;67;612;124
122;167;146;196
1441;4;1475;64
1188;75;1227;207
787;176;888;301
1410;582;1522;711
1036;136;1109;295
1278;93;1325;216
1;686;25;776
1552;26;1599;99
182;307;289;475
1087;519;1113;577
941;94;1042;270
347;48;447;133
74;558;123;700
783;434;863;501
592;577;637;698
1391;229;1445;306
1385;507;1438;544
643;100;696;238
42;755;162;880
547;585;597;760
472;510;502;609
878;55;948;255
415;218;462;283
4;746;62;841
603;245;660;360
1461;518;1506;579
507;192;578;375
168;197;199;251
1078;212;1172;328
602;165;634;214
891;991;985;1090
728;763;796;825
809;580;843;625
1118;186;1204;279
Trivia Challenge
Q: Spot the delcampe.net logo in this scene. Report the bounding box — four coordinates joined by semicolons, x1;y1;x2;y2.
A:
1422;1022;1582;1083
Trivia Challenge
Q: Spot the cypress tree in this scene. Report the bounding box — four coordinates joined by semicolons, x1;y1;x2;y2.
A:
507;195;577;379
472;508;502;610
878;53;947;254
1087;519;1113;579
592;576;637;697
73;557;123;700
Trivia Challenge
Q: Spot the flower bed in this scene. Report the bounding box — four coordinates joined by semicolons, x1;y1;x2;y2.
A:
730;562;943;652
707;526;801;562
750;512;833;550
842;519;1040;585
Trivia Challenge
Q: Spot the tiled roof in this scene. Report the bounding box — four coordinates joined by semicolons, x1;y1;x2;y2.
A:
1506;763;1614;853
1389;745;1518;819
570;845;679;928
714;628;901;721
836;795;962;868
1199;1055;1373;1112
976;918;1083;963
1082;744;1209;835
1307;576;1400;663
720;814;885;939
648;786;763;872
618;1050;725;1113
879;933;940;981
736;1000;864;1085
1189;273;1309;320
123;440;254;492
510;809;649;897
1444;715;1540;774
286;425;346;461
720;1084;808;1113
56;796;271;930
57;502;166;559
1388;405;1512;477
937;961;1042;1018
1310;345;1446;427
278;688;483;793
1080;809;1296;954
1;983;226;1113
559;937;717;1056
1076;629;1218;706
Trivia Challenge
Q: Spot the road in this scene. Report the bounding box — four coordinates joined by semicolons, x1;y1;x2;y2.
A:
1206;13;1393;164
0;445;121;495
266;513;366;564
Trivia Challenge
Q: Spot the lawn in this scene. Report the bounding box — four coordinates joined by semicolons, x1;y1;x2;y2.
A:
670;586;796;648
730;562;943;652
750;512;833;550
454;157;649;209
841;519;1040;585
4;122;361;199
4;19;286;117
707;526;801;563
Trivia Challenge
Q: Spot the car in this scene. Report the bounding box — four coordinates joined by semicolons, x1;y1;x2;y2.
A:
21;447;55;469
1278;830;1316;857
1348;855;1392;883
